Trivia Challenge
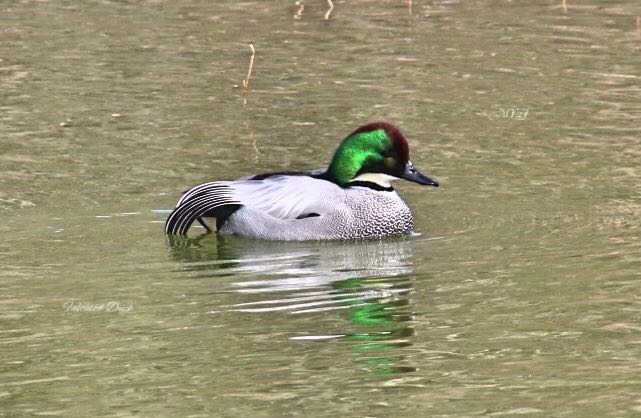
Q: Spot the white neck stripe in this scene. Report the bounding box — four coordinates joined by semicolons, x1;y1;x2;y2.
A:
350;173;398;188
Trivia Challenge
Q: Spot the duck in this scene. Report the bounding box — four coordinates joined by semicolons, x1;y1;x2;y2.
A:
164;121;439;240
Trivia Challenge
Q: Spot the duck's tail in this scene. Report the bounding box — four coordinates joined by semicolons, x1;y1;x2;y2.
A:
164;181;242;236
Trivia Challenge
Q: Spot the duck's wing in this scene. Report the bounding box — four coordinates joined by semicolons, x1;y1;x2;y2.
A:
234;174;339;219
164;173;339;236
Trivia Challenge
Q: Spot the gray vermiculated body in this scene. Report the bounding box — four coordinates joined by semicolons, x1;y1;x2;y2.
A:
218;185;415;241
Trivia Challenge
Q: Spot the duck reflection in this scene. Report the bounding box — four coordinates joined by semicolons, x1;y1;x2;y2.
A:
167;235;420;375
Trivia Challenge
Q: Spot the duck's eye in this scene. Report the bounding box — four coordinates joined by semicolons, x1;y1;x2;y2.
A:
384;157;396;168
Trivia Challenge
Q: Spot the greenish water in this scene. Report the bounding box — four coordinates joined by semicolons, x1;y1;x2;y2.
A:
2;0;640;416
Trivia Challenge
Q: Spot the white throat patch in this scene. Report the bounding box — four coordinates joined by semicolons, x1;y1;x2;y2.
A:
350;173;398;188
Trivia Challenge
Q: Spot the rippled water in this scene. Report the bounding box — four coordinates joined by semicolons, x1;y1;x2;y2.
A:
2;0;640;416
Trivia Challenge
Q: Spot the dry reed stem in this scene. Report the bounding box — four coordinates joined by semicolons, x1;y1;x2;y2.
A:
294;0;304;19
242;43;255;105
408;0;412;16
325;0;334;20
562;0;567;13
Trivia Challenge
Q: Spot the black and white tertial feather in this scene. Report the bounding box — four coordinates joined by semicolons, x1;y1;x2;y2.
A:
164;182;241;235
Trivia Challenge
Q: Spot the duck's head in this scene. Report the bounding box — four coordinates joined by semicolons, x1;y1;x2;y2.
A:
327;121;439;188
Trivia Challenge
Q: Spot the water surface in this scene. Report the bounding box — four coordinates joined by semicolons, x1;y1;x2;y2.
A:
1;0;640;416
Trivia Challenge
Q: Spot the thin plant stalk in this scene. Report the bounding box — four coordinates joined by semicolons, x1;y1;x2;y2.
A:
325;0;334;20
294;0;304;19
242;43;255;106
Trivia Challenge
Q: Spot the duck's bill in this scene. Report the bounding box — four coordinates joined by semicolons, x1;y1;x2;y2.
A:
400;161;439;187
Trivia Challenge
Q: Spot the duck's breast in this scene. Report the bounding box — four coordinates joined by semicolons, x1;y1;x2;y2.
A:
340;188;414;238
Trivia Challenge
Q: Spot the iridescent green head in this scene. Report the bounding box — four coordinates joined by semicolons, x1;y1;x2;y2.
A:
326;122;439;188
